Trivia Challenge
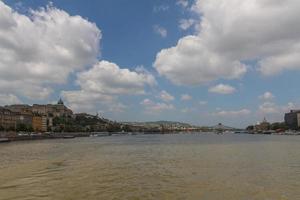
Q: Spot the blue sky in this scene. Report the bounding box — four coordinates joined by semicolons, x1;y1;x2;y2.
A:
1;0;300;128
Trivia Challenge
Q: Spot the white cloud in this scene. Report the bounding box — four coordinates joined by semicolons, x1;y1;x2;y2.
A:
159;90;174;102
61;90;115;113
62;61;156;113
256;102;296;122
209;84;236;94
176;0;189;8
154;0;300;85
0;94;22;106
140;98;153;106
259;92;275;101
140;99;174;114
258;51;300;76
258;102;295;115
154;36;247;85
212;109;251;117
76;61;156;95
181;94;192;101
258;102;279;114
153;25;167;38
179;19;195;30
0;2;101;99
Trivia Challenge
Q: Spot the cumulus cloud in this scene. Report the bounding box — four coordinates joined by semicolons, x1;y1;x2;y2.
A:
154;0;300;85
140;99;174;114
153;25;167;38
154;36;246;85
179;19;195;30
256;91;294;121
258;51;300;76
209;84;236;94
258;102;295;115
159;90;174;102
0;94;22;106
212;109;251;117
61;90;115;113
76;61;156;95
181;94;192;101
176;0;189;8
62;61;156;113
0;1;101;99
259;92;275;101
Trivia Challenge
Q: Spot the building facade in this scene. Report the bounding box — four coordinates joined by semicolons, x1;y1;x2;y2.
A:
254;118;270;131
284;110;300;130
0;107;17;131
32;99;73;118
3;99;73;132
32;115;47;132
5;105;33;128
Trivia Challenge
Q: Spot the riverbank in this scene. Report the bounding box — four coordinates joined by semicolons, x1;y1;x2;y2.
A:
0;132;92;143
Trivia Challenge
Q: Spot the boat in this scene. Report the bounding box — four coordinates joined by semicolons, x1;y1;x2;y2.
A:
90;132;110;137
284;130;299;135
62;135;75;139
262;131;272;134
234;130;250;134
0;138;11;143
127;132;137;135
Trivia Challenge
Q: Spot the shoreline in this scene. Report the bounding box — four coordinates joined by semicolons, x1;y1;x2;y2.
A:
1;131;299;144
0;132;91;143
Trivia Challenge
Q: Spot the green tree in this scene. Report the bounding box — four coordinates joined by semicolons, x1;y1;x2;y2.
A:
246;125;254;130
270;122;288;130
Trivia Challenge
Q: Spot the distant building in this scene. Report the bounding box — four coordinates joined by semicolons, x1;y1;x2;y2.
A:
32;115;47;132
31;99;73;131
284;110;300;130
32;99;73;118
5;104;32;113
3;99;73;132
5;104;33;127
255;118;270;131
0;107;17;131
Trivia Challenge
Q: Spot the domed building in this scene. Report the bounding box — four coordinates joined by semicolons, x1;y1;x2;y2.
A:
254;117;270;131
32;98;73;118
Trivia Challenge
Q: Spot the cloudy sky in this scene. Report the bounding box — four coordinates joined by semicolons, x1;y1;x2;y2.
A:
1;0;300;128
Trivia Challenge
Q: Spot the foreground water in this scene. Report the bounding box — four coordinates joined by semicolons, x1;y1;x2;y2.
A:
0;133;299;200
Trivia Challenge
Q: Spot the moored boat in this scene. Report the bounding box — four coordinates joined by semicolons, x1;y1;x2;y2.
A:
0;138;11;143
90;132;110;137
63;135;75;139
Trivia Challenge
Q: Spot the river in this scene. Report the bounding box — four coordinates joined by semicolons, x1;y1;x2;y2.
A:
0;133;299;200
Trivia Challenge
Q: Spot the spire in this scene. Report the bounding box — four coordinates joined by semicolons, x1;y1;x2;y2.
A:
57;98;64;105
263;117;267;123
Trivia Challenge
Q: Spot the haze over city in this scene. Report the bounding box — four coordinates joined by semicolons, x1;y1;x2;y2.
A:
1;0;300;128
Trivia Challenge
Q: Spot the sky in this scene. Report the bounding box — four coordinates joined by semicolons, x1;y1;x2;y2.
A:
1;0;300;128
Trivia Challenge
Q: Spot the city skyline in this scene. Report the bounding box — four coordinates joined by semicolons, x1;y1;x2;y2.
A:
1;0;300;128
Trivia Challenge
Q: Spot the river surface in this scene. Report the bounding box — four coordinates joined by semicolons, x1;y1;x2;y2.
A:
0;133;299;200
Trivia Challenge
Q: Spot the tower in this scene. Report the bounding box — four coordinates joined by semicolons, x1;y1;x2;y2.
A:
57;98;64;105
